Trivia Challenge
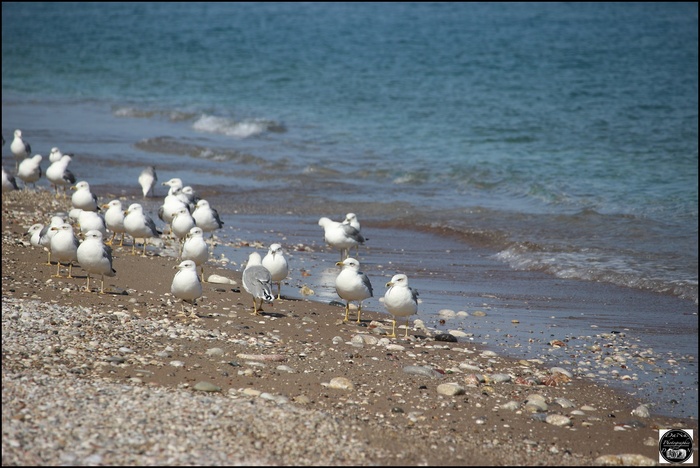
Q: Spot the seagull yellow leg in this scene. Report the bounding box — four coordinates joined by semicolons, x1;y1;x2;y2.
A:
404;318;410;338
388;319;397;338
67;263;74;278
356;305;362;323
343;303;350;322
53;262;62;278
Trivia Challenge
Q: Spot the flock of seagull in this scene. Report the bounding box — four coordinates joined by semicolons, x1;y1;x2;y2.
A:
4;128;419;338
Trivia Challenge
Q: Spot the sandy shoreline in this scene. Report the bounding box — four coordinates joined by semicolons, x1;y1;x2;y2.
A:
2;189;698;466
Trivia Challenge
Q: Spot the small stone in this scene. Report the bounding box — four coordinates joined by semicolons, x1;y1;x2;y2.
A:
326;377;354;390
205;347;225;356
546;414;572;427
631;404;650;418
437;383;465;396
594;454;656;466
403;365;443;379
434;333;458;343
194;381;221;392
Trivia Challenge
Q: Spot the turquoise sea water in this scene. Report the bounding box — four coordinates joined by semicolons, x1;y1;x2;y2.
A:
3;3;698;418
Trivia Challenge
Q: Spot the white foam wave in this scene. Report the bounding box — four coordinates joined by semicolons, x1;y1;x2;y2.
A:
193;114;280;138
496;245;698;304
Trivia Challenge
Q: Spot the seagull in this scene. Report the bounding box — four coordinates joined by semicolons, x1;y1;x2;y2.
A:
171;259;202;318
191;199;224;238
318;216;366;261
161;177;184;191
383;274;419;338
77;230;116;293
27;223;46;248
46;154;76;197
158;186;188;234
16;154;42;189
179;186;199;210
262;243;289;300
342;212;365;257
242;251;274;315
10;129;31;170
49;147;73;163
138;166;158;198
76;209;107;237
102;200;127;246
181;226;209;280
50;223;80;278
71;181;99;212
30;215;65;264
335;257;373;323
2;167;20;192
171;206;197;253
123;203;161;256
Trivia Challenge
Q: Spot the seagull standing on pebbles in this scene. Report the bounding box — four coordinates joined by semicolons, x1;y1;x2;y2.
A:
335;257;373;323
17;154;42;189
71;181;99;212
181;226;210;279
123;203;161;256
50;223;80;278
262;243;289;300
383;274;419;338
2;167;20;192
102;200;127;246
77;230;116;293
171;259;202;318
242;251;275;315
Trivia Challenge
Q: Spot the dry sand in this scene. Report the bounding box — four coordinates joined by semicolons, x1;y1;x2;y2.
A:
2;189;698;466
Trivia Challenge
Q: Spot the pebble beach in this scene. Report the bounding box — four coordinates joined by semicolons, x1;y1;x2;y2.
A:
2;189;698;466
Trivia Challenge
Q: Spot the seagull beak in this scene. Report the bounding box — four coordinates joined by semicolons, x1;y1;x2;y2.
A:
70;185;77;190
102;204;109;210
335;261;343;267
386;281;394;287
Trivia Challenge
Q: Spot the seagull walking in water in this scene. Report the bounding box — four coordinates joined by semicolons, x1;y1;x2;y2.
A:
383;274;419;338
242;251;275;315
318;216;366;261
335;257;373;323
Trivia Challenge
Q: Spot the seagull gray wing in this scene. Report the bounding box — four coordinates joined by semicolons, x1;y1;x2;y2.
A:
341;223;365;243
360;272;373;297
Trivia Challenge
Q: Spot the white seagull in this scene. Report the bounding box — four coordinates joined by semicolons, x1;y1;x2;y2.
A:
16;154;42;189
171;259;202;318
49;147;74;163
318;216;366;261
181;226;210;280
171;206;197;252
10;129;31;170
76;209;107;237
192;199;224;238
71;180;99;212
50;223;80;278
102;200;127;246
138;166;158;198
2;167;20;192
383;274;419;338
46;154;76;197
242;251;274;315
335;257;373;323
262;243;289;300
29;215;65;264
343;212;365;257
123;203;161;256
77;230;116;293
